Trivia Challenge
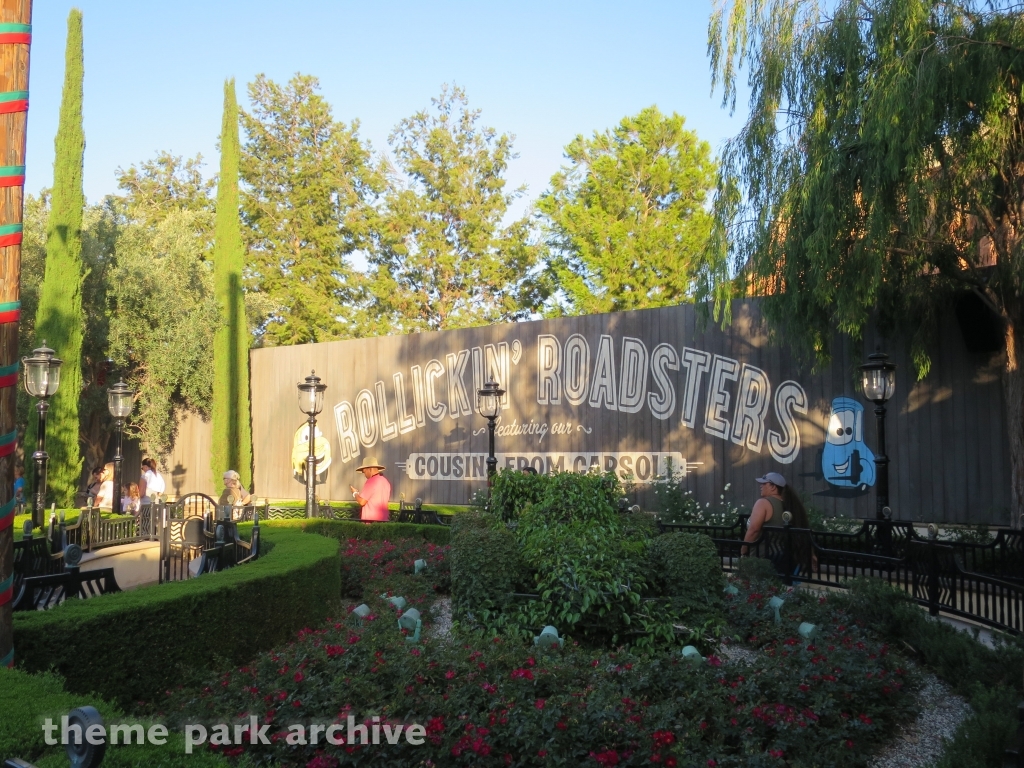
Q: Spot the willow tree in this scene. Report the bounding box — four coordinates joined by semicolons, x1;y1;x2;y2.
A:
27;9;86;506
211;79;252;489
704;0;1024;523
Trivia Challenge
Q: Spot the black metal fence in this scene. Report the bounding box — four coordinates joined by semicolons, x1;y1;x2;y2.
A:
661;516;1024;635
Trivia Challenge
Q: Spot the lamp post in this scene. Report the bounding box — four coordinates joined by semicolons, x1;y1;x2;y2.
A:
22;343;62;528
859;352;897;520
477;376;505;483
107;379;134;516
297;371;326;519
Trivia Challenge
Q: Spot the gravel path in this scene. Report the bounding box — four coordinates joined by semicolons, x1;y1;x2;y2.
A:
869;673;971;768
429;597;453;640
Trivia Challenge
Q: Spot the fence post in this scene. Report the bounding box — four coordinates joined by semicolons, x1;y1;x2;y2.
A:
927;524;939;617
782;512;794;586
158;503;168;584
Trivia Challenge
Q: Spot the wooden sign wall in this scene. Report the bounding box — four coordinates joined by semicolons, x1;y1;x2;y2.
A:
249;300;1011;524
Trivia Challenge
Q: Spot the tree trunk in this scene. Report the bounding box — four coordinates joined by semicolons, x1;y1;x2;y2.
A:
1005;320;1024;529
0;0;32;669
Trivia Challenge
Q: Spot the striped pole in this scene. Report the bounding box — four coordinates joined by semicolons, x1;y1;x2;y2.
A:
0;0;32;669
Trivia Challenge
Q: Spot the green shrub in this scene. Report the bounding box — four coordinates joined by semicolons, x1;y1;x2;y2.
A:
487;468;547;521
448;509;497;538
529;470;621;524
736;554;782;582
650;532;725;616
450;524;526;623
13;525;340;706
0;667;227;767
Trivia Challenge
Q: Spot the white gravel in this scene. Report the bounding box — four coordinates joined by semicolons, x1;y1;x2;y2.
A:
869;672;972;768
429;597;452;640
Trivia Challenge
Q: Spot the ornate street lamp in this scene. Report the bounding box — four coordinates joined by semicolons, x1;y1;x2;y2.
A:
859;352;897;521
297;371;326;519
22;342;62;527
107;379;134;516
477;376;505;483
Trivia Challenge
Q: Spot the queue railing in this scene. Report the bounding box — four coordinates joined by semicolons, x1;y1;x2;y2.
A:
661;516;1024;635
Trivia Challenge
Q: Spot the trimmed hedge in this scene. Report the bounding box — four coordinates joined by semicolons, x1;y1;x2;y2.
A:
0;667;227;767
13;525;340;707
293;518;451;545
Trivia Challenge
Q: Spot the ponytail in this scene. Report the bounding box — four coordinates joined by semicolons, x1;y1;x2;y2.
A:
782;485;810;529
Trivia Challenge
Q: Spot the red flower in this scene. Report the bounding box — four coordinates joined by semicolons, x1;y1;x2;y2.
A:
535;699;546;710
538;750;548;758
294;671;304;683
665;759;677;767
590;749;620;766
445;670;456;679
652;730;675;747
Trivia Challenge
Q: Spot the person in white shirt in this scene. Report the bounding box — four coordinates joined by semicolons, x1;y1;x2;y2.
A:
140;457;166;504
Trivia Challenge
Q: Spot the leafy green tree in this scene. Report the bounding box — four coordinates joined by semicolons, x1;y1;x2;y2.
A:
538;106;716;315
366;85;546;332
705;0;1024;521
106;209;218;456
211;80;253;490
26;10;86;507
106;152;219;456
240;74;383;345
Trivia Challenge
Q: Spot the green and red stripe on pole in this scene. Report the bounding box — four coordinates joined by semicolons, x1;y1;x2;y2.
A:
0;22;30;45
0;166;24;188
0;225;21;249
0;90;27;115
0;496;15;533
0;573;12;608
0;361;18;389
0;301;19;324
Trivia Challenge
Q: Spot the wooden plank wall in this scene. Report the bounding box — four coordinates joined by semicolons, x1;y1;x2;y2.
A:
236;299;1011;524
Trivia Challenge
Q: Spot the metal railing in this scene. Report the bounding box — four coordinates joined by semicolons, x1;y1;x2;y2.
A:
662;516;1024;635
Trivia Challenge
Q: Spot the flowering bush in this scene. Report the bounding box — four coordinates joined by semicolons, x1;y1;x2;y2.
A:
651;463;743;528
339;537;450;602
162;539;918;767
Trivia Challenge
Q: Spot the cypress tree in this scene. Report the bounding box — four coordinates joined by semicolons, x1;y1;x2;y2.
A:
26;9;85;507
210;79;253;491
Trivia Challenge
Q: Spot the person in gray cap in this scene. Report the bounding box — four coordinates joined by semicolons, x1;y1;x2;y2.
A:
742;471;811;557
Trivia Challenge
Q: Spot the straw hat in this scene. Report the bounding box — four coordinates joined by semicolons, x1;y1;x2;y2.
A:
355;456;385;472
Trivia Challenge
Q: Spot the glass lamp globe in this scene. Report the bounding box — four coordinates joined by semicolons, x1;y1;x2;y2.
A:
477;376;506;419
859;352;897;404
107;379;135;419
298;370;326;416
22;342;62;398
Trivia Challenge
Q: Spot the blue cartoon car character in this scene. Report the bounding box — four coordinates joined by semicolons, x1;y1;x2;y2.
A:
822;397;876;489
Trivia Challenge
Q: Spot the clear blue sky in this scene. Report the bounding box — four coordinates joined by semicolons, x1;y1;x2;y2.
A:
24;1;748;208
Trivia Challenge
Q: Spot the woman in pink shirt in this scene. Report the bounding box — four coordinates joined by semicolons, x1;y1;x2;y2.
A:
350;456;391;522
